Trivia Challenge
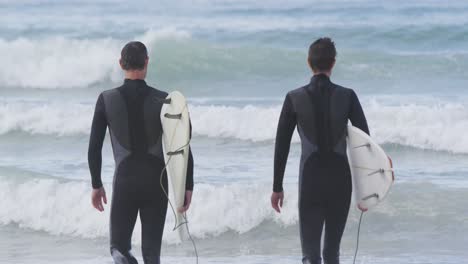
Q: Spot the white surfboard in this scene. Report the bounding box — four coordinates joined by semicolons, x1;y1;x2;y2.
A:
161;91;191;240
346;125;394;211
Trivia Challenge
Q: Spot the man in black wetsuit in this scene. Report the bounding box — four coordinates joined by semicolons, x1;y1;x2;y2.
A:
271;38;369;264
88;41;194;264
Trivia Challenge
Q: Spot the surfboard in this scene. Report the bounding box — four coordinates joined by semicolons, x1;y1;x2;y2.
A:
346;125;394;211
160;91;191;240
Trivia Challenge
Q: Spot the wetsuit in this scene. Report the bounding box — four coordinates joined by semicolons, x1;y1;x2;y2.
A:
88;79;194;264
273;74;369;264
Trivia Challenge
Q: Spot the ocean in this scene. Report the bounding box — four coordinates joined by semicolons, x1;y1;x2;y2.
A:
1;0;468;263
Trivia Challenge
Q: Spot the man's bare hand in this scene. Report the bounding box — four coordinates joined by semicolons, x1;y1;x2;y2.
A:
271;191;284;213
179;190;193;213
91;187;107;212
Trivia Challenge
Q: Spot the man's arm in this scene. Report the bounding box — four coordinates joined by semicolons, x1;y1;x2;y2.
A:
186;148;194;191
349;90;370;135
273;93;297;193
180;120;194;213
185;121;194;191
88;93;107;189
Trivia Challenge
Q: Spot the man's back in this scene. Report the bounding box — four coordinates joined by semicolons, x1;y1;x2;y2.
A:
92;79;168;170
273;74;369;193
287;74;369;158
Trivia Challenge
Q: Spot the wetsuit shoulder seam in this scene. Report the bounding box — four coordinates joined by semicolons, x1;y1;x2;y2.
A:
333;83;354;94
288;84;309;96
287;84;309;110
101;87;124;115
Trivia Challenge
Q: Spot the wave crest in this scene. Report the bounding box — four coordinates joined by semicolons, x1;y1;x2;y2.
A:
0;178;296;244
1;176;466;244
0;28;191;89
2;99;468;153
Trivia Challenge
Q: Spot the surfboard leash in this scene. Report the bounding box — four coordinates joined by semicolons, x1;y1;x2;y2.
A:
159;140;191;230
183;211;199;264
158;142;199;264
159;100;199;264
159;146;199;264
353;211;365;264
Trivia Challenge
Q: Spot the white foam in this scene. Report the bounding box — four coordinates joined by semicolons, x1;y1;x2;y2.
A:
2;98;468;153
190;105;283;142
191;101;468;153
1;175;466;244
0;37;121;89
365;98;468;153
0;101;93;135
0;177;298;244
0;28;190;89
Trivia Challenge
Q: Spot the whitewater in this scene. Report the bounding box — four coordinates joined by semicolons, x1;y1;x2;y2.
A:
2;98;468;153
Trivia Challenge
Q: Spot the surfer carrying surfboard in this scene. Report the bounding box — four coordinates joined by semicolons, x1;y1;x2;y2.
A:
271;38;369;264
88;41;194;264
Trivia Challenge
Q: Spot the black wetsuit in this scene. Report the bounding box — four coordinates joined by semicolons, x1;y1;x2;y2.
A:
88;79;194;264
273;74;369;264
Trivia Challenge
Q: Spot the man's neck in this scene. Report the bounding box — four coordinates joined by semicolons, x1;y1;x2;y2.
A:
313;71;331;77
124;70;146;80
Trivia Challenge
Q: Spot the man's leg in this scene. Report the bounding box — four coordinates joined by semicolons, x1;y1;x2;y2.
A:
300;200;326;264
110;183;139;264
139;194;168;264
322;194;351;264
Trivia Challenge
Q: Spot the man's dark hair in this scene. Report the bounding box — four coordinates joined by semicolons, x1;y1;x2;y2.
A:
308;37;336;72
120;41;148;71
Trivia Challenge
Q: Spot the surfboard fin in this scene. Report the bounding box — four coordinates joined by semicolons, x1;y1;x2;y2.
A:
368;168;385;176
167;149;184;156
164;113;182;119
353;143;371;149
155;97;172;104
362;193;379;201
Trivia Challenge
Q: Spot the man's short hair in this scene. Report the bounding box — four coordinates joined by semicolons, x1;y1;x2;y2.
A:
120;41;148;71
308;37;336;72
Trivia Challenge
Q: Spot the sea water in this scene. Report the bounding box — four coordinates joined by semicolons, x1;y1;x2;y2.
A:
1;0;468;263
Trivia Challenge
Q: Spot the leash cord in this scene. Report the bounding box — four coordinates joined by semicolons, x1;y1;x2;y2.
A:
184;211;199;264
159;141;190;230
353;211;364;264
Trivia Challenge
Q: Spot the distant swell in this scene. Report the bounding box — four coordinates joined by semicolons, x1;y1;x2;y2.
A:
2;99;468;153
1;29;467;90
